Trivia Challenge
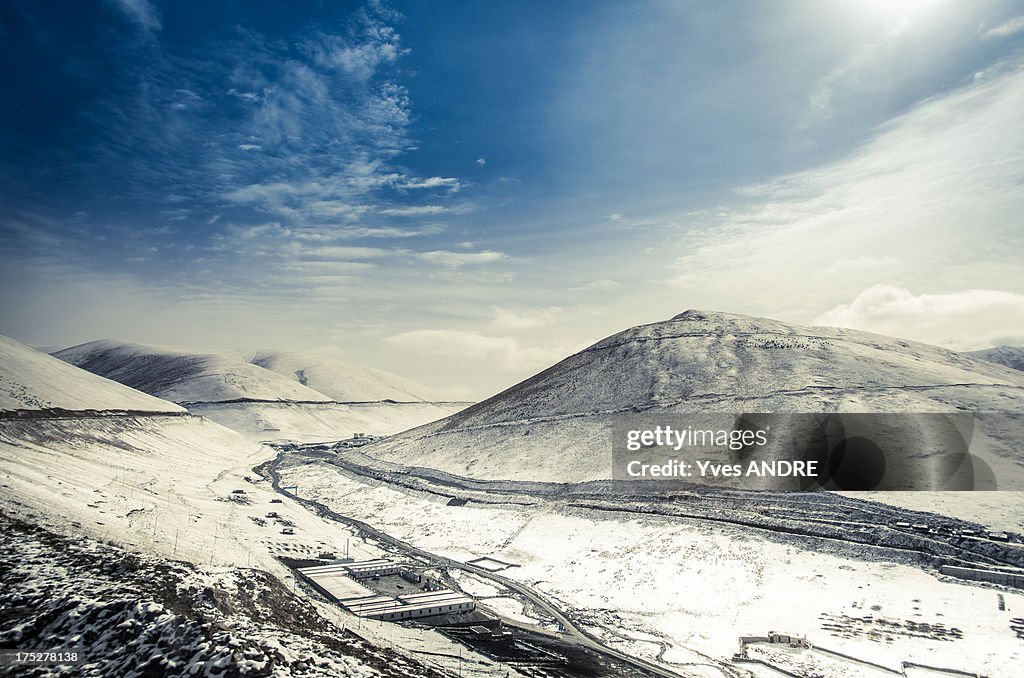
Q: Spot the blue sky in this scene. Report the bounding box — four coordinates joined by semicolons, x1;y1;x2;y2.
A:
2;0;1024;397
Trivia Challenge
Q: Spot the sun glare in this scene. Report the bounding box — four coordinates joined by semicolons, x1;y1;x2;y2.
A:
856;0;946;18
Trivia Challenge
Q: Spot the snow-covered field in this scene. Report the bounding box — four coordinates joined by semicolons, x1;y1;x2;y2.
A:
281;460;1024;677
0;415;359;571
190;400;469;444
839;490;1024;533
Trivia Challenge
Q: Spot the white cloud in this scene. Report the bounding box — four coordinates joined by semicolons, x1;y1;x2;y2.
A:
225;181;316;205
224;181;374;223
490;307;562;332
400;176;462;192
307;18;408;84
670;59;1024;342
377;205;447;217
307;201;370;219
984;16;1024;39
227;88;261;103
815;285;1024;350
799;7;963;130
300;245;397;260
572;279;622;292
476;157;487;166
292;225;442;240
822;256;897;275
416;250;508;268
231;223;291;240
383;329;566;373
807;46;876;118
208;12;438;233
280;261;376;274
108;0;161;31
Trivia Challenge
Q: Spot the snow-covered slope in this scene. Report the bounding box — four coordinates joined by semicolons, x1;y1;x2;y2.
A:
365;310;1024;482
189;400;471;443
249;348;445;402
54;340;334;404
0;335;183;413
968;345;1024;371
0;515;445;678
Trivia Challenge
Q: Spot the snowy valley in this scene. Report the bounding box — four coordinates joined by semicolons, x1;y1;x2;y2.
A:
2;312;1023;677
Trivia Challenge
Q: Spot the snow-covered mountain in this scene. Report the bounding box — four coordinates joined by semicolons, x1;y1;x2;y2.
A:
52;339;468;442
250;348;445;402
0;336;183;413
364;310;1024;482
54;340;450;406
968;345;1024;372
54;340;335;404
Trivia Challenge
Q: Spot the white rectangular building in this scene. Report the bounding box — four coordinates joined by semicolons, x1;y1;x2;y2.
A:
295;559;475;621
344;558;403;579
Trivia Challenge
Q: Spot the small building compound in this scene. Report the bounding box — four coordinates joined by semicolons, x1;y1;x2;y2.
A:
295;559;475;621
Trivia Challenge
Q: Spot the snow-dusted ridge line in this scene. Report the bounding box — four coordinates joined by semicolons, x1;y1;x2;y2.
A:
0;408;191;419
583;309;1015;369
250;349;446;403
362;309;1024;484
177;397;474;407
54;339;450;405
53;339;335;404
0;335;185;413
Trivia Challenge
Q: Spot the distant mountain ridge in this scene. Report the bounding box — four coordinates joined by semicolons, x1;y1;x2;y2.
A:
968;345;1024;372
250;348;445;402
54;340;333;404
54;340;446;406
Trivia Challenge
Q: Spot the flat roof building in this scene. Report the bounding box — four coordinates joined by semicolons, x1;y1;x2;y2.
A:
295;559;475;621
296;563;378;603
344;559;403;579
